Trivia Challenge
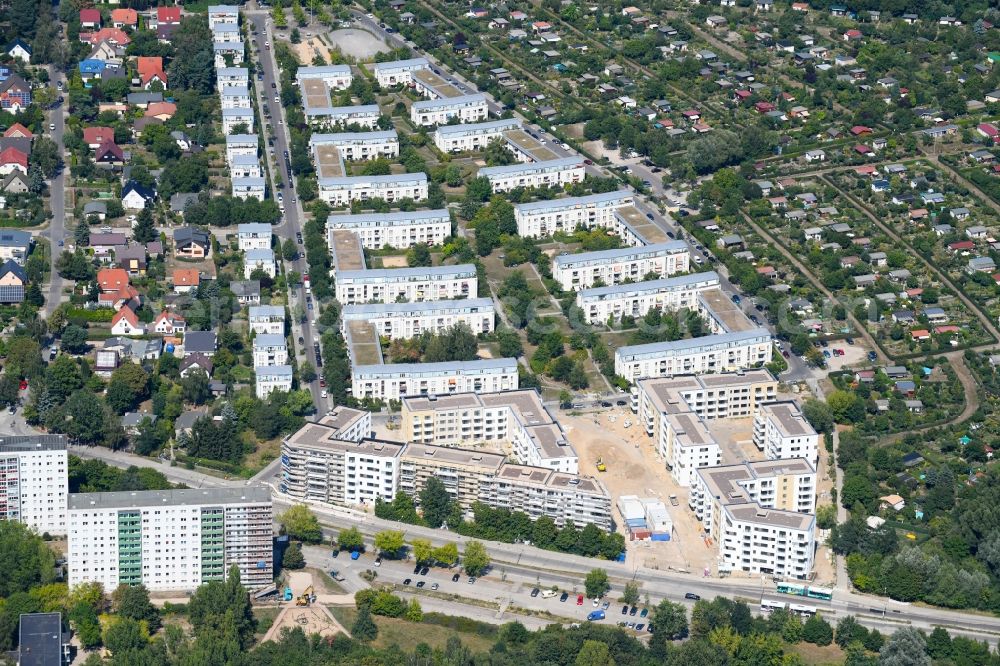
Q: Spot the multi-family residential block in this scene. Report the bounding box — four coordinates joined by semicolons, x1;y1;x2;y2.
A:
552;241;690;290
67;486;273;591
351;358;519;401
752;402;820;464
480;157;585;192
341;298;495;339
433;118;523;153
514;190;635;238
410;94;489;126
255;365;292;398
317;173;428;206
327;209;451;250
334;264;477;305
0;435;68;536
576;271;721;324
237;223;273;251
248;304;285;335
252;333;288;367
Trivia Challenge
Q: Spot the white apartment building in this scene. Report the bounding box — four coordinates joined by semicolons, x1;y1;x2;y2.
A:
232;177;266;201
67;487;273;591
433;118;522;153
372;57;430;87
220;86;251;110
309;130;399;161
281;422;403;506
410;94;489;126
334;264;477;305
237;223;272;252
318;173;428;206
633;370;779;486
244;248;275;279
351;358;519;401
0;435;68;536
480;157;585;192
222;108;254;135
316;406;372;443
327;209;451;250
225;134;257;162
480;464;611;530
248;304;285;335
212;23;241;44
213;42;244;67
255;365;293;398
576;271;721;324
216;67;248;91
304;104;381;130
252;334;288;367
515;190;635;238
295;65;353;91
229;154;262;179
552;241;690;290
341;298;495;339
753;402;820;464
691;459;816;579
402;390;578;473
615;329;774;383
208;4;239;29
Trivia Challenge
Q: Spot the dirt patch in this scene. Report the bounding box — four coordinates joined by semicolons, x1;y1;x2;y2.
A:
381;255;409;268
291;37;326;65
262;604;346;643
329;28;390;60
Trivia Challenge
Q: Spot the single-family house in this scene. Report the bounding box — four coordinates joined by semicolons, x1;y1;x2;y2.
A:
173;227;210;259
171;268;200;294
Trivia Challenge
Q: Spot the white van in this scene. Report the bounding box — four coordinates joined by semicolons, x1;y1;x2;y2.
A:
541;589;557;599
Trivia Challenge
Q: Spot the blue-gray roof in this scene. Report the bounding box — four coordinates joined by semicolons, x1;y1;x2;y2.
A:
353;357;517;377
304;104;380;118
554;241;688;269
309;130;397;146
342;298;494;318
253;333;286;348
226;134;258;144
245;248;274;261
296;64;352;81
480;156;583;178
515;190;633;213
412;94;486;111
249;305;284;318
617;328;772;360
0;229;31;248
327;209;450;228
435;118;522;136
372;57;429;72
222;107;253;117
336;263;476;281
317;173;427;187
239;223;272;235
577;271;720;300
255;364;293;377
232;177;266;188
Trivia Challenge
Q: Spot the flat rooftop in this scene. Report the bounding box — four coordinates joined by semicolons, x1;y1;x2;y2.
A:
480;390;553;426
317;406;369;433
300;78;332;110
617;328;772;359
401;442;505;471
0;434;67;453
330;229;366;271
762;402;815;437
527;423;574;460
668;412;715;446
578;271;719;300
639;370;777;414
413;67;463;98
314;144;345;179
700;289;755;333
503;129;558;161
727;504;814;530
18;613;63;666
284;424;405;457
346;320;384;366
615;206;668;244
68;486;271;511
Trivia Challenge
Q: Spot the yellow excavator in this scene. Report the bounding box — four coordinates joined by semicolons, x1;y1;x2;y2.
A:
295;585;315;606
596;458;607;472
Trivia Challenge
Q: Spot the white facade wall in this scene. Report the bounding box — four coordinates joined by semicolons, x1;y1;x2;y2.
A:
237;224;272;252
342;299;495;339
481;158;585;192
222;110;254;135
515;191;635;238
0;437;68;536
433;119;522;152
372;58;429;87
306;105;381;130
229;155;261;178
615;330;774;383
252;335;288;367
576;272;721;324
225;135;257;162
232;177;265;201
753;403;820;464
318;175;428;206
410;95;489;126
296;65;353;91
208;6;239;29
719;508;815;579
310;131;399;161
327;210;451;249
334;265;477;305
216;67;249;90
351;360;518;401
553;242;690;290
255;366;293;398
244;248;275;278
248;306;285;335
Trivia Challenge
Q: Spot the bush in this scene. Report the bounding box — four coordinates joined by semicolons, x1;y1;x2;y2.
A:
421;612;498;638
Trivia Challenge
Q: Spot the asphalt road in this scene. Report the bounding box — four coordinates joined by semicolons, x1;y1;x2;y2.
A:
44;66;67;317
247;12;325;410
61;443;1000;644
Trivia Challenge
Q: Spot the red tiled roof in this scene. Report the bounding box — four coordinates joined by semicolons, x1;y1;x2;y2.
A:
80;8;101;24
157;6;181;23
111;8;138;25
83;126;115;145
3;123;33;139
0;147;27;168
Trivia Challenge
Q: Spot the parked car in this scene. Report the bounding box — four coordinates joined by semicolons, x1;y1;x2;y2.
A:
452;573;461;582
577;595;584;605
559;592;569;602
403;578;411;585
684;593;701;600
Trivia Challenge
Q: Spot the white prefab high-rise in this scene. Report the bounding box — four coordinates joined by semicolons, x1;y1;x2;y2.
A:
752;402;820;464
0;435;68;536
67;486;273;591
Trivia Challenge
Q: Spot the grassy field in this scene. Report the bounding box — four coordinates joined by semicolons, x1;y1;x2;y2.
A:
786;641;846;665
253;607;281;637
329;607;496;653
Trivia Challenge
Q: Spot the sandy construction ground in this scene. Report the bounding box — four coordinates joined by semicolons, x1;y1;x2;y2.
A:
330;28;390;60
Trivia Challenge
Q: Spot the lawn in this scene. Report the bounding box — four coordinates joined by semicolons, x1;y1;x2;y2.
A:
329;607;496;653
786;641;846;665
253;607;281;637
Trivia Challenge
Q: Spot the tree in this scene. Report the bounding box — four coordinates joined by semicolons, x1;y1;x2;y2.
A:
103;617;147;654
374;530;405;558
59;391;109;445
0;521;57;598
405;243;432;267
187;565;256;649
584;568;610;599
879;627;930;666
419;476;454;528
68;602;102;649
106;364;149;414
282;541;305;569
0;374;19;407
280;504;323;544
112;584;160;632
181;370;212;404
462;540;490;576
575;640;615;666
802;612;833;646
336;526;364;552
132;207;158;244
281;238;297;261
411;538;434;565
351;605;378;642
651;599;688;640
60;324;89;354
621;581;640;606
802;398;834;433
432;542;459;567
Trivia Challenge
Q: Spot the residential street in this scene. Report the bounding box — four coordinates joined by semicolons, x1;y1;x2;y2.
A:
44;66;67;317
